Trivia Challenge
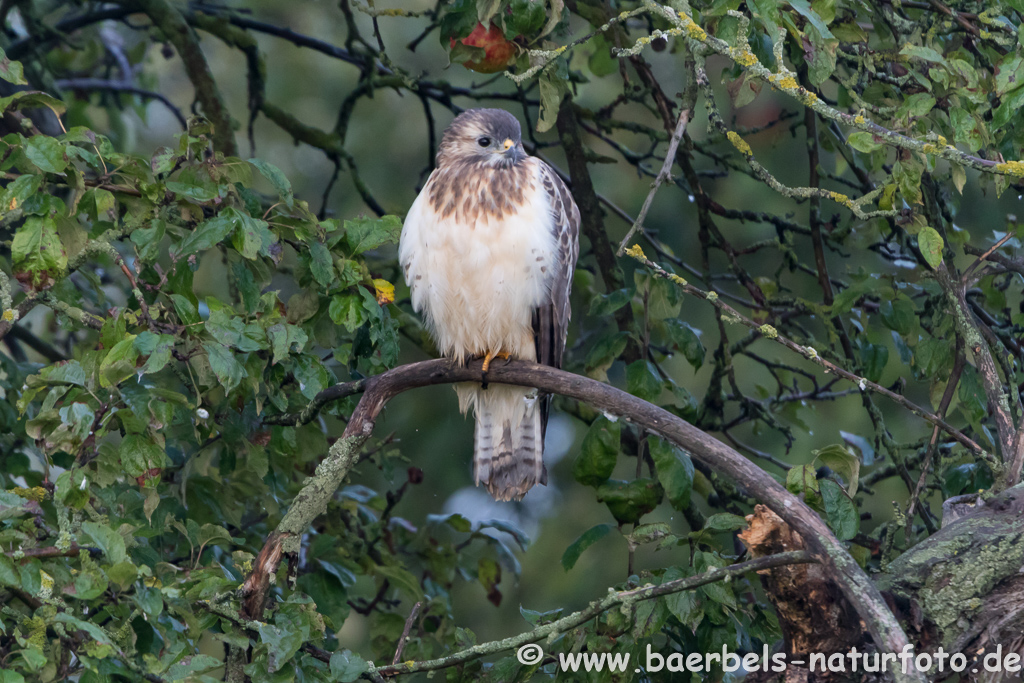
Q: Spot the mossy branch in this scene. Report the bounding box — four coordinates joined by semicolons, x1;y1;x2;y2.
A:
632;0;1024;180
120;0;237;156
371;551;814;676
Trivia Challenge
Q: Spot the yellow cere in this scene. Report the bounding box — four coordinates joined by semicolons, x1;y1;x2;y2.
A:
994;160;1024;177
727;131;752;156
624;244;647;260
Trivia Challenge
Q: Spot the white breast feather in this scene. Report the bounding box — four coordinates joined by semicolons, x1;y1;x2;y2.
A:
399;161;557;364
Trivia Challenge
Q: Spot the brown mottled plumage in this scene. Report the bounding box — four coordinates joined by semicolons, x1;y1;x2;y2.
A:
399;108;580;501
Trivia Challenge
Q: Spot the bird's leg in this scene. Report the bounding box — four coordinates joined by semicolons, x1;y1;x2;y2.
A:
480;349;511;390
481;349;511;373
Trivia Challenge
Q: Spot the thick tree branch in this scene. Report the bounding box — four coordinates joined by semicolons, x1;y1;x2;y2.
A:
242;359;922;682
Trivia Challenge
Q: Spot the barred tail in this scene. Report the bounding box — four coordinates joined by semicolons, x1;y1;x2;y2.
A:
456;383;546;501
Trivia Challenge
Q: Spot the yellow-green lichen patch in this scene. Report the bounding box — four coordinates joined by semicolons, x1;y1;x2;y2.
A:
677;11;707;41
731;48;758;67
775;75;799;90
758;324;778;338
727;131;752;156
624;244;647;260
995;160;1024;177
854;115;866;125
829;191;854;208
668;274;687;286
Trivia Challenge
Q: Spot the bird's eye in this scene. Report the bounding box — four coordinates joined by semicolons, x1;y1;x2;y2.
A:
477;136;492;147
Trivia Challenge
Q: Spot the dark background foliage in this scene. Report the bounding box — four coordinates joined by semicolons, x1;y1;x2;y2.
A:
0;0;1022;680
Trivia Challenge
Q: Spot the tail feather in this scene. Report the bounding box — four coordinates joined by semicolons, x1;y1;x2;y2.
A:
457;383;546;501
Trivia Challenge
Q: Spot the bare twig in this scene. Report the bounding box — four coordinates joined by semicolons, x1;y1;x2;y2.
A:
616;108;691;255
391;601;422;666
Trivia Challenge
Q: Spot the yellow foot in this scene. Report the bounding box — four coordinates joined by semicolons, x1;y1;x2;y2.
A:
481;349;511;373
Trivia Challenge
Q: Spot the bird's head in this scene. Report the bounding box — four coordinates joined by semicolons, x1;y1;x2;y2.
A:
437;108;526;168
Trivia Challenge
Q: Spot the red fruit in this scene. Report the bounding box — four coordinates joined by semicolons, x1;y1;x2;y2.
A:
450;22;516;74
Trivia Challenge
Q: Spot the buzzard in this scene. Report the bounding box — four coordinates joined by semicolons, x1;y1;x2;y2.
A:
399;109;580;501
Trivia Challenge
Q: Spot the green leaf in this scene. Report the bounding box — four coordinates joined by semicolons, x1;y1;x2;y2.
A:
820;479;858;540
165;655;221;680
54;613;114;645
309;240;335;287
373;564;423;600
596;478;664;524
344;215;402;254
649;436;693;510
813;444;860;496
204;342;246;391
584;330;629;376
572;416;619;487
663;566;703;628
330;651;371;682
231;213;275;260
170;294;201;326
900;44;947;66
175;209;244;258
0;47;26;85
786;463;819;496
99;335;139;388
24;135;67;173
135;333;175;375
120;434;168;478
266;323;308;365
0;90;65;116
918;226;944;269
626;360;662;402
257;608;311;673
329;294;367;332
561;524;614;571
11;216;67;290
879;295;916;335
537;70;569;133
507;0;547;35
0;555;20;587
81;521;127;565
664;320;704;370
249;158;294;207
627;522;673;546
703;513;748;531
847;131;881;153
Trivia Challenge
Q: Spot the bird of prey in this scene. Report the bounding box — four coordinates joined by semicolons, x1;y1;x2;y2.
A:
399;109;580;501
